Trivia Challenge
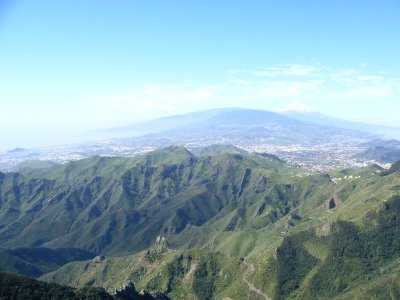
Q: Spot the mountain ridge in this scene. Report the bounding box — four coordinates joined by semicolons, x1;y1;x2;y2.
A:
96;108;374;144
1;146;400;299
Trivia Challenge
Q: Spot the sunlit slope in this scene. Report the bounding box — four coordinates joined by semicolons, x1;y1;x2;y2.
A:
42;247;251;300
0;146;305;255
41;158;400;299
3;145;400;299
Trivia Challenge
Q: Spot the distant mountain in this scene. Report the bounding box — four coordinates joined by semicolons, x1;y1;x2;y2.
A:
357;139;400;163
5;148;40;157
382;160;400;175
0;149;43;171
7;148;28;154
101;108;373;147
15;160;61;175
3;108;393;173
360;146;400;164
283;110;400;139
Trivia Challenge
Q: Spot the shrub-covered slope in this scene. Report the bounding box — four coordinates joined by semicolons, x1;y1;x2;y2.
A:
0;247;95;278
41;156;400;299
250;193;400;300
44;192;400;300
2;147;400;299
41;245;258;300
0;146;318;255
0;271;165;300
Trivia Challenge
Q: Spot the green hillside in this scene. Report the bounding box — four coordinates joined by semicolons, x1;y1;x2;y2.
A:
1;146;400;299
42;170;400;299
0;146;304;255
42;248;250;300
0;247;95;278
260;194;400;300
0;271;167;300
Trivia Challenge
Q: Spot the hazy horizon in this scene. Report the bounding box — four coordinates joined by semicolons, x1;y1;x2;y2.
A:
1;1;399;148
1;106;399;151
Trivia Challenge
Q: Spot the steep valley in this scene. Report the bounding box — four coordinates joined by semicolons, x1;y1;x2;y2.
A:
0;146;400;299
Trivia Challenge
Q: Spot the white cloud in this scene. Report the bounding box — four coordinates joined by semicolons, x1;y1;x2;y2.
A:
87;65;399;126
3;63;400;148
231;64;320;78
85;84;219;127
328;68;397;98
343;84;394;98
231;64;400;102
254;64;320;77
39;65;400;128
278;101;313;112
258;80;323;98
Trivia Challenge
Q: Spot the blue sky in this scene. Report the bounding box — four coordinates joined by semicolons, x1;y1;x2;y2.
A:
0;0;400;148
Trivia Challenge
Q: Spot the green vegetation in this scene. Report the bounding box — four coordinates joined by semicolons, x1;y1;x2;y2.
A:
192;254;219;300
254;194;400;300
0;247;94;278
42;249;247;300
0;270;169;299
276;233;319;299
1;147;400;299
0;272;119;299
0;147;302;255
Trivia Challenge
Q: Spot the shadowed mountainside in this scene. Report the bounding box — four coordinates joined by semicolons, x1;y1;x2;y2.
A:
0;247;95;278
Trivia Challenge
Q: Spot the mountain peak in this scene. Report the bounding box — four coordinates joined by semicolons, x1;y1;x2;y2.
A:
144;146;194;164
